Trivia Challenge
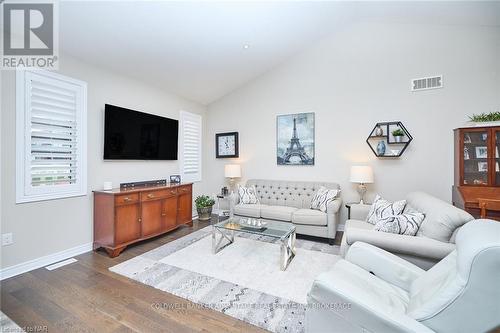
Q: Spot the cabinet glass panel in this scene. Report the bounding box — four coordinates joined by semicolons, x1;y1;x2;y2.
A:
463;131;489;185
496;130;500;186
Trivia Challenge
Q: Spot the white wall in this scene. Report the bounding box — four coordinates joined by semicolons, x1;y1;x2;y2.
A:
205;22;500;224
1;54;207;269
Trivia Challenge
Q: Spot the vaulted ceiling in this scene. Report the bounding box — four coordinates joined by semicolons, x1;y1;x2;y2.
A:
60;1;500;105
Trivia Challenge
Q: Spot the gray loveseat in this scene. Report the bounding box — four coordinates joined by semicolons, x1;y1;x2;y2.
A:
340;191;474;269
234;179;342;243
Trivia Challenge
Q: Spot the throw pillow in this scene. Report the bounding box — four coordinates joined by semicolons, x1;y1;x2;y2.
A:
366;195;406;225
374;212;425;236
310;186;340;213
238;185;259;204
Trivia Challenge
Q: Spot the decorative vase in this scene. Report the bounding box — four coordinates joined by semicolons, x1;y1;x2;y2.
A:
394;135;403;143
197;206;213;221
377;140;386;156
375;125;383;136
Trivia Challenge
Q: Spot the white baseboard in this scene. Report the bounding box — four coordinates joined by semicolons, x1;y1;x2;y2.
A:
0;242;92;280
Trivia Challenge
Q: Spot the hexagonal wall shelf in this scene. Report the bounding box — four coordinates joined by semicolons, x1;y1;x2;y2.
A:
366;121;412;158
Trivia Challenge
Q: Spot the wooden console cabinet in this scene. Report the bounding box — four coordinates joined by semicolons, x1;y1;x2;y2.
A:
452;126;500;220
93;183;193;257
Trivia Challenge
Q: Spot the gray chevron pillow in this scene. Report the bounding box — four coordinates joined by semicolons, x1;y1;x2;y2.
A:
366;195;406;225
238;185;259;204
374;212;425;236
310;186;340;213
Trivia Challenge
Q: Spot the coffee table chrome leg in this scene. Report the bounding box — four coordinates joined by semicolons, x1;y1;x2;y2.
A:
280;230;296;271
212;226;234;254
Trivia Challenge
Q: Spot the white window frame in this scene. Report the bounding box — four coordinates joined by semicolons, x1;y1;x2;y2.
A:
179;110;202;183
16;70;87;203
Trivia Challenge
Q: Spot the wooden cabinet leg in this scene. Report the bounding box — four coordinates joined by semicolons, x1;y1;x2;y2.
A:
186;220;193;227
105;246;126;258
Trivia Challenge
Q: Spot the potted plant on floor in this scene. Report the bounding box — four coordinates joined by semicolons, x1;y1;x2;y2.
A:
195;195;215;221
392;128;405;143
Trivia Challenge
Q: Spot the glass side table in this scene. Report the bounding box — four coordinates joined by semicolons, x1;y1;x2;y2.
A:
217;194;234;217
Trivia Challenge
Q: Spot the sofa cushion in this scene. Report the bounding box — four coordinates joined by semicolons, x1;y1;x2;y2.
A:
292;208;328;226
406;192;474;242
260;205;298;221
234;204;266;218
344;219;456;259
310;260;410;315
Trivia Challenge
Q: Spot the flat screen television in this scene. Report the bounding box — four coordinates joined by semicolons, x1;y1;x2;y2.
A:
103;104;178;160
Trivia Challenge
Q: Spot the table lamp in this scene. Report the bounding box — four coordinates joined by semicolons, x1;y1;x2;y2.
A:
350;166;374;204
224;164;241;193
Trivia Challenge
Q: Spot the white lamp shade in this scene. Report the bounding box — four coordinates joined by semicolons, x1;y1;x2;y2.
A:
224;164;241;178
350;166;374;184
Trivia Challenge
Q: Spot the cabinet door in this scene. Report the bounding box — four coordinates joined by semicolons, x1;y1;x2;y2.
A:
161;196;178;231
115;203;141;245
141;199;163;237
461;129;490;185
177;193;192;225
494;128;500;186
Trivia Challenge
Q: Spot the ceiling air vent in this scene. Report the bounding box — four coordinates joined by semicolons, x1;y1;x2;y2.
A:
411;75;443;91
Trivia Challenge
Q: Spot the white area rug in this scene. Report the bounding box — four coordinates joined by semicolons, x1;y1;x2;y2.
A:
110;226;341;332
160;235;338;304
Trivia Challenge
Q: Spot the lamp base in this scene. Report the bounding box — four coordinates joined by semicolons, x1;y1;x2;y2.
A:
357;183;367;204
228;178;236;193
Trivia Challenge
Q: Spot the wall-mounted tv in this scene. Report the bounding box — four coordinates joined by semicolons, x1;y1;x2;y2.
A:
104;104;178;160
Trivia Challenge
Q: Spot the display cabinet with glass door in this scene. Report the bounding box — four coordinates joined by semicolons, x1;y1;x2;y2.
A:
452;126;500;219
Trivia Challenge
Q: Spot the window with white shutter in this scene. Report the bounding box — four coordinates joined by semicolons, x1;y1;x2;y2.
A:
16;70;87;203
179;111;202;183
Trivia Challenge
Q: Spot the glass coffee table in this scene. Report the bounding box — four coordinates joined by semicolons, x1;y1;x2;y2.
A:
212;216;297;271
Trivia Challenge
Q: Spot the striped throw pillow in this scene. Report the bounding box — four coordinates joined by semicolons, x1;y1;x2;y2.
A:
366;195;406;225
238;185;259;204
374;212;425;236
310;186;340;213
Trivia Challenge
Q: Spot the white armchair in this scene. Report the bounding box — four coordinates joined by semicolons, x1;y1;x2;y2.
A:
307;219;500;333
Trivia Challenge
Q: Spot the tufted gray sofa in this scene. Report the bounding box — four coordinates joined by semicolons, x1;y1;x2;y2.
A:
234;179;342;244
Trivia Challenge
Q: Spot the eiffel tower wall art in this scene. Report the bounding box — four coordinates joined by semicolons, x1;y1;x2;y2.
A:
276;112;315;165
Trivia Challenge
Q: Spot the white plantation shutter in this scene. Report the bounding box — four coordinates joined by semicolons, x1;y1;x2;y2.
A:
16;70;87;203
180;111;202;182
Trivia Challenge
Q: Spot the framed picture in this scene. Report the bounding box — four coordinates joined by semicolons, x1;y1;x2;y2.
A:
477;162;488;172
216;132;239;158
170;175;181;183
277;112;314;165
475;146;488;159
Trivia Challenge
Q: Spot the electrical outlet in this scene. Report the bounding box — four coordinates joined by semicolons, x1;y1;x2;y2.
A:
2;233;13;246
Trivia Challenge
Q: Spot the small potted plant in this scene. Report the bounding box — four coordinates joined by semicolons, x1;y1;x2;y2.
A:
392;128;405;143
195;195;215;221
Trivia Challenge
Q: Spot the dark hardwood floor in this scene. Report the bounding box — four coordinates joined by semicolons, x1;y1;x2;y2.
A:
1;220;259;332
1;219;342;333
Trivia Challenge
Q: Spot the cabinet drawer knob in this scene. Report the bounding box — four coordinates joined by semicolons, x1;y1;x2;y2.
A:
161;213;166;217
124;197;132;201
147;193;155;198
171;191;176;194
